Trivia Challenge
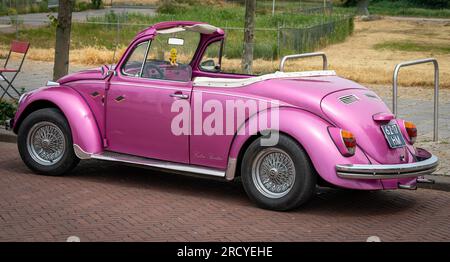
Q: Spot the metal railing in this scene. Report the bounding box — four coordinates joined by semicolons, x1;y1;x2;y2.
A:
392;58;440;141
279;52;328;72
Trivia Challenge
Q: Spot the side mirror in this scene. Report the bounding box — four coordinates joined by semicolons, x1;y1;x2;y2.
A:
107;69;117;76
200;59;220;72
201;59;215;67
101;65;116;77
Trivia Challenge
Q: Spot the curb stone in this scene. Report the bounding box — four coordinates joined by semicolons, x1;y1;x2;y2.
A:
419;175;450;192
0;128;16;143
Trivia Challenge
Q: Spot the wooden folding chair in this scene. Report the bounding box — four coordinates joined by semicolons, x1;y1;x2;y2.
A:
0;40;30;100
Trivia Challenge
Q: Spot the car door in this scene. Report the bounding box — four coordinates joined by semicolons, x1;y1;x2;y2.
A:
105;39;192;164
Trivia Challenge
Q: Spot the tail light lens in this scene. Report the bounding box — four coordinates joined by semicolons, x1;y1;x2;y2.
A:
328;127;356;157
341;130;356;155
404;121;417;144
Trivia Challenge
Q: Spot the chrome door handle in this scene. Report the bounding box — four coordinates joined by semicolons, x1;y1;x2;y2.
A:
170;93;189;99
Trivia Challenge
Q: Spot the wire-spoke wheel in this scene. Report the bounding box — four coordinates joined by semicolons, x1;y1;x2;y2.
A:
26;122;66;166
252;148;296;199
241;134;316;211
18;108;79;176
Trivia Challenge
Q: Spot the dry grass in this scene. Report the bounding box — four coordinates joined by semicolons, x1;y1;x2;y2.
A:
1;18;448;88
106;0;160;5
321;18;450;89
222;18;450;88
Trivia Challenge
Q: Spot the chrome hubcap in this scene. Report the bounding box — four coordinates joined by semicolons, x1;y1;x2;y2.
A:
252;148;296;199
26;122;66;166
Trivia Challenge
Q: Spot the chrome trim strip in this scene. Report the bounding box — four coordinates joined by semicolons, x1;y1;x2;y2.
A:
72;145;231;178
225;158;237;181
92;152;225;177
73;144;91;159
192;70;336;88
111;81;188;91
336;155;439;179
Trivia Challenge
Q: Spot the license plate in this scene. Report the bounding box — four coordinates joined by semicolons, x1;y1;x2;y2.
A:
381;123;406;148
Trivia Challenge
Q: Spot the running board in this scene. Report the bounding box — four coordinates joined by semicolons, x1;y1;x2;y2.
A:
73;145;230;179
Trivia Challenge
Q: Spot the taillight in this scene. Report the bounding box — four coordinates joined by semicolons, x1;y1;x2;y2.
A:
404;121;417;144
341;130;356;155
328;127;356;157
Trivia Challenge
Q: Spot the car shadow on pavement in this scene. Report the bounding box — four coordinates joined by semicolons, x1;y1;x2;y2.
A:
62;160;417;215
2;158;418;215
66;159;251;204
301;188;417;216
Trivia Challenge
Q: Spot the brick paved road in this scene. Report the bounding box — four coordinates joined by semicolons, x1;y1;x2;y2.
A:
1;142;449;242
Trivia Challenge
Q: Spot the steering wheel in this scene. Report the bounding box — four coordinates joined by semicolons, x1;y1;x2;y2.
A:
123;61;144;76
143;63;165;79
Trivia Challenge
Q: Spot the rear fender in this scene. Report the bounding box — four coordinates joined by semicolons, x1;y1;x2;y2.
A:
13;86;103;155
228;107;383;190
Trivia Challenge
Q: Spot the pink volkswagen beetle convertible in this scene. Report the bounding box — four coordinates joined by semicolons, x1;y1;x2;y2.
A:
8;21;438;210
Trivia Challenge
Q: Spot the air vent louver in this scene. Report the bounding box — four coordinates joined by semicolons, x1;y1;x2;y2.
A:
339;94;359;104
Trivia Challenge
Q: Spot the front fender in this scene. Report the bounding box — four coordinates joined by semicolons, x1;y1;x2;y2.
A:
14;86;102;154
229;107;384;190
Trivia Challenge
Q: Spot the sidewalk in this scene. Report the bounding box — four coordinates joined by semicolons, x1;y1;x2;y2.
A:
12;61;89;91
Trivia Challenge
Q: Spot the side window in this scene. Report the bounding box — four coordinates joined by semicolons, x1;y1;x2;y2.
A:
122;41;149;77
199;40;222;72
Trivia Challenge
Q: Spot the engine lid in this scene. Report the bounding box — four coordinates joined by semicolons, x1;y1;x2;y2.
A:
321;89;410;164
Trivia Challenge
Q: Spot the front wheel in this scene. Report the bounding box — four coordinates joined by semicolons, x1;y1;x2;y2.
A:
17;108;80;176
241;134;316;211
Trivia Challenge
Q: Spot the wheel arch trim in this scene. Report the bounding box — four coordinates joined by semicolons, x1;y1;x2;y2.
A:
226;107;383;190
14;86;103;155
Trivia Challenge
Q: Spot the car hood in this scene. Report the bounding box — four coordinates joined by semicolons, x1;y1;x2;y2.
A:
57;65;109;84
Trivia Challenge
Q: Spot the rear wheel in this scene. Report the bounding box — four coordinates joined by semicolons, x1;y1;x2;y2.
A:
17;108;80;176
241;134;316;211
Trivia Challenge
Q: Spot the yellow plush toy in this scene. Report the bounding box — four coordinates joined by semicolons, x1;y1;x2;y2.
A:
169;48;178;66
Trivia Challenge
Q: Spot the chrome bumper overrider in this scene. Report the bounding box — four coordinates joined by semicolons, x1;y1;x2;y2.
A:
336;155;439;179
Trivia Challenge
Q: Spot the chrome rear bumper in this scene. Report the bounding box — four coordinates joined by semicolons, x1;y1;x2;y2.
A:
336;155;439;179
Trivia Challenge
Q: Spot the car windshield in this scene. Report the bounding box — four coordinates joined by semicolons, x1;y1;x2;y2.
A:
122;28;201;82
143;29;200;81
